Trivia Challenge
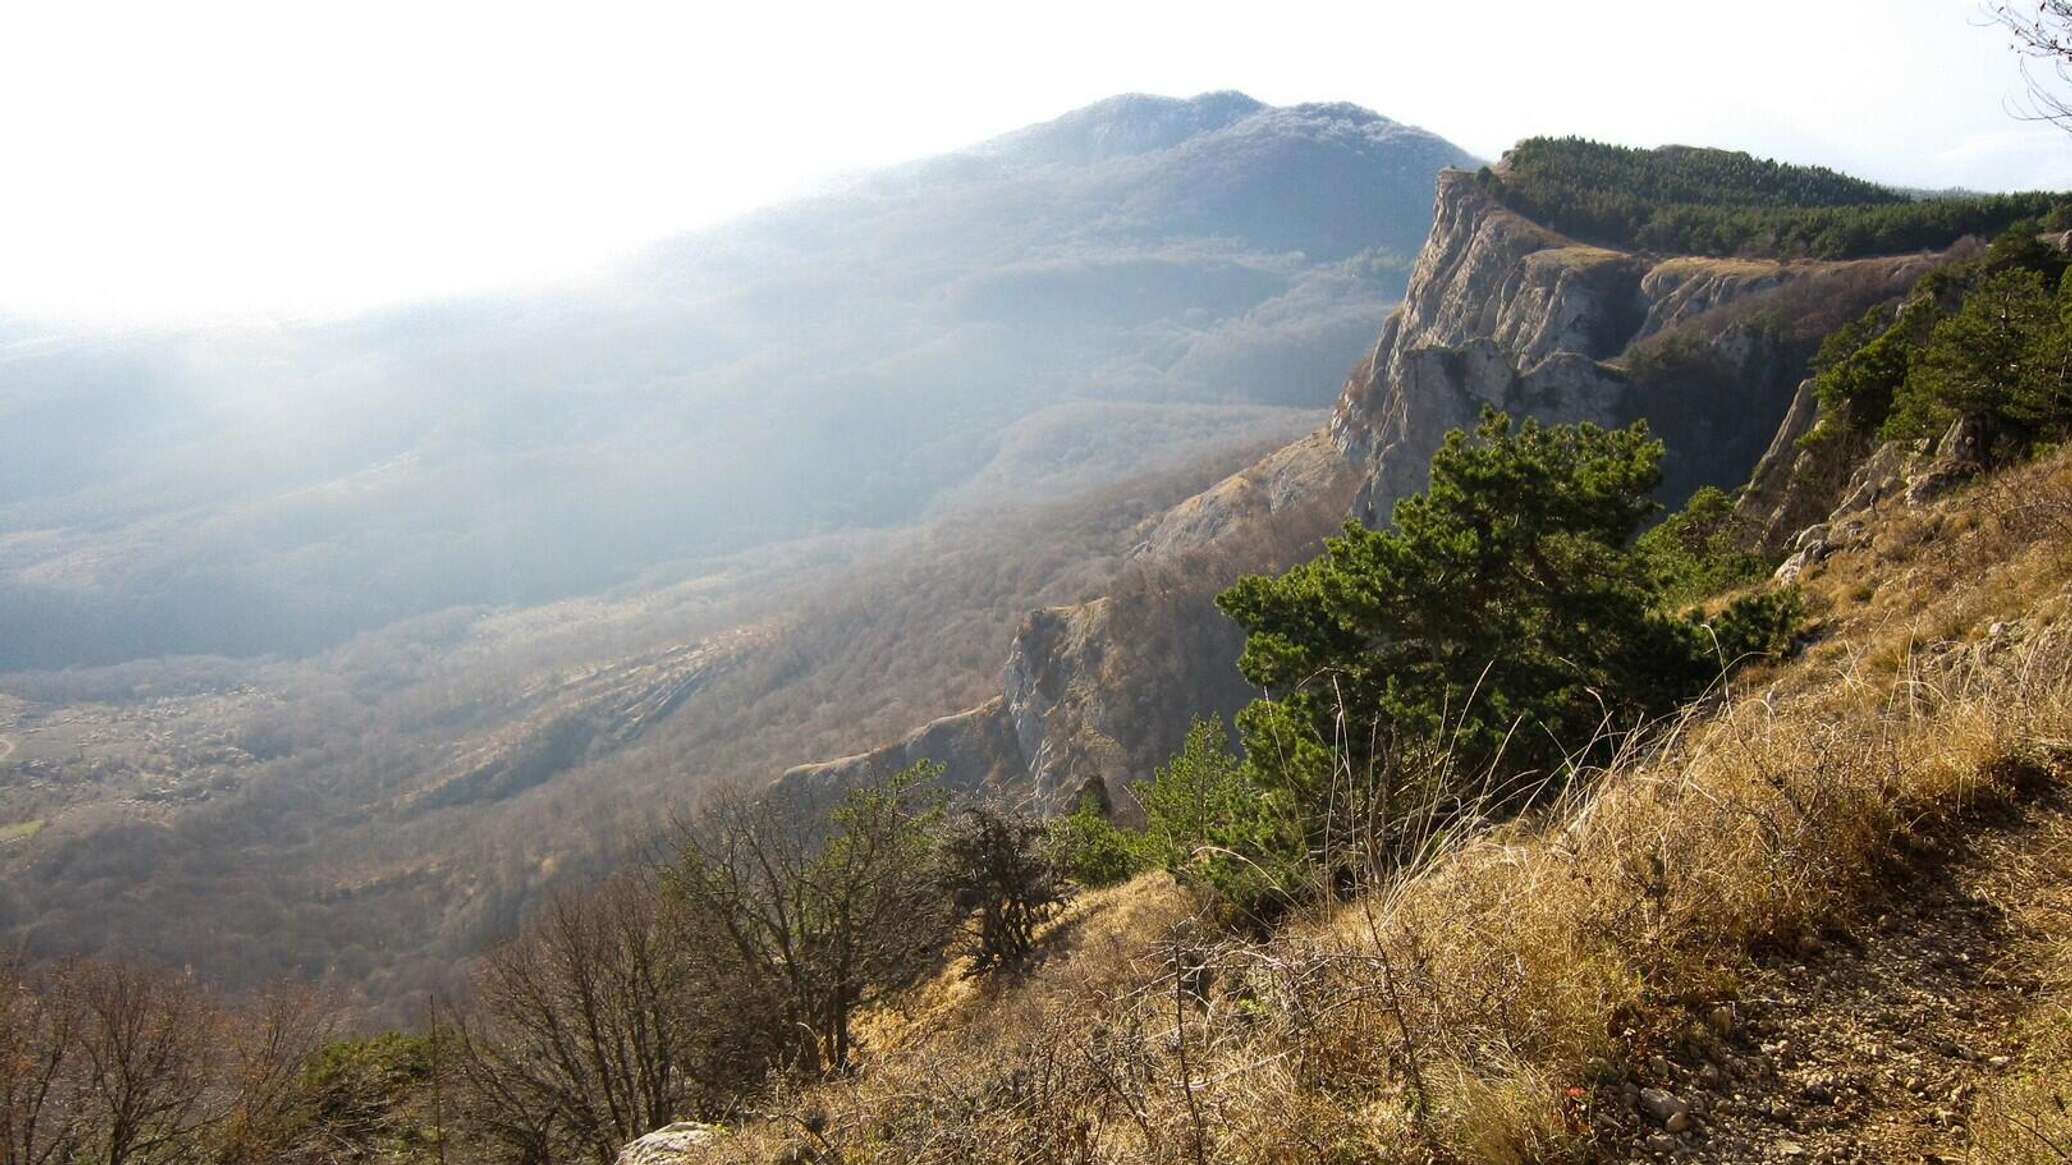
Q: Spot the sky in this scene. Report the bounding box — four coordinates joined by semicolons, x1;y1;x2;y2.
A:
3;0;2069;324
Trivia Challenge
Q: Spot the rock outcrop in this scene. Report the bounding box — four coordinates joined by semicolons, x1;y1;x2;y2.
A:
1136;432;1351;558
616;1122;721;1165
775;696;1027;804
1771;413;1993;583
1332;169;1936;528
1733;377;1846;557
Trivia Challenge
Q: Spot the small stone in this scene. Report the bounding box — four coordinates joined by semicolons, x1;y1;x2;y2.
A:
1776;1141;1806;1157
1650;1055;1674;1080
1664;1110;1692;1133
1803;1082;1835;1105
1639;1086;1691;1127
1699;1065;1725;1088
1646;1132;1679;1154
1709;1004;1735;1035
1987;1055;2012;1069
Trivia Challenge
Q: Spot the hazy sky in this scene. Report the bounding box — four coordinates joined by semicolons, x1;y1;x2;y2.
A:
4;0;2068;323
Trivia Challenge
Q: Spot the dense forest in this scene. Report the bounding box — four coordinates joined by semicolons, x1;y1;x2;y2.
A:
1480;136;2072;258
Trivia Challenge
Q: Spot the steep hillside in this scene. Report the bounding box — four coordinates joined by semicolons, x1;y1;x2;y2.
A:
677;410;2072;1165
0;447;1283;1016
792;148;1953;813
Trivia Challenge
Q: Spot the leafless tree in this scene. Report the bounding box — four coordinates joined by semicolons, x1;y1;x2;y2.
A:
1990;2;2072;128
62;962;218;1165
1;961;333;1165
211;985;337;1165
0;964;83;1165
445;875;718;1165
665;763;952;1076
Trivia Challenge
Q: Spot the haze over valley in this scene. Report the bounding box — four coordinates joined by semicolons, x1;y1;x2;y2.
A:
0;93;1471;1006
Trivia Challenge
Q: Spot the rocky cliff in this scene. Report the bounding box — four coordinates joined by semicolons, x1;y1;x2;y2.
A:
1332;169;1937;528
785;166;1943;812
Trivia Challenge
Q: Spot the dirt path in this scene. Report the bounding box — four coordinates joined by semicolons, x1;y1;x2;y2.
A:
1603;794;2072;1163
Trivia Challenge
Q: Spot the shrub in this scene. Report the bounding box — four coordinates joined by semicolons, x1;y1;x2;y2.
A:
1043;803;1142;888
1635;485;1768;603
942;807;1074;975
1135;718;1306;917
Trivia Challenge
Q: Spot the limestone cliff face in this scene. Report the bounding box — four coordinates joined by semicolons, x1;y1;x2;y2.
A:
1734;377;1863;557
1136;432;1352;558
774;576;1263;813
775;696;1025;804
1331;169;1931;526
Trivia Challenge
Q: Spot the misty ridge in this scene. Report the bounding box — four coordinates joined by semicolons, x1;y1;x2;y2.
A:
0;92;1474;1012
0;92;1472;670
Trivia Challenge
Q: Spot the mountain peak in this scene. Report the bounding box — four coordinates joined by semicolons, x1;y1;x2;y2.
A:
977;90;1269;166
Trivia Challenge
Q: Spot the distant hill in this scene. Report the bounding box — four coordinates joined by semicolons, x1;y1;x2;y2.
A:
0;92;1476;669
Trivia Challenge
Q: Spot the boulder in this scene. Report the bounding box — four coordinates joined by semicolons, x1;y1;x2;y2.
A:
1904;413;1987;505
617;1122;723;1165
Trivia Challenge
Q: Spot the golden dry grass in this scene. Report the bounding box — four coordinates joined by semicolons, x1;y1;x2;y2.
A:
1523;244;1630;273
701;448;2072;1165
1967;809;2072;1164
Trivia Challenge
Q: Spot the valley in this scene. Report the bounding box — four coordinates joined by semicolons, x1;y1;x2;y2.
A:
0;92;1469;1012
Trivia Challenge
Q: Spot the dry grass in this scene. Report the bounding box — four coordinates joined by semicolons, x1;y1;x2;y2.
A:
1523;245;1629;273
697;448;2072;1165
1968;810;2072;1164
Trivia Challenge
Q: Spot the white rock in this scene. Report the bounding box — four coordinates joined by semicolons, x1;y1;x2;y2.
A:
617;1121;723;1165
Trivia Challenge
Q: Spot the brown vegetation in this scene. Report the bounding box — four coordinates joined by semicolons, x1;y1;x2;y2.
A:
686;446;2072;1164
0;440;1294;1020
0;961;331;1165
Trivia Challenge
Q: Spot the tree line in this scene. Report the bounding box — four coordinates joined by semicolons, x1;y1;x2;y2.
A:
1479;137;2071;259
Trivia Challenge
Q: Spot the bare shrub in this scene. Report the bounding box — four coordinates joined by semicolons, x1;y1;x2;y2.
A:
0;961;332;1165
942;807;1074;976
446;874;765;1164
